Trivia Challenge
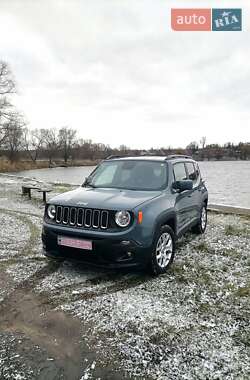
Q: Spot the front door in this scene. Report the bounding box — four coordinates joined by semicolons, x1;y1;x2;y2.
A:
172;162;191;233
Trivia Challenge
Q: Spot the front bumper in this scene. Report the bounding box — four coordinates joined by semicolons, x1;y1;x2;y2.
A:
42;223;151;269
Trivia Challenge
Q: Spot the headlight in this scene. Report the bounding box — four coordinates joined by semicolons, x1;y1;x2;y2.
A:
47;205;56;219
115;210;131;227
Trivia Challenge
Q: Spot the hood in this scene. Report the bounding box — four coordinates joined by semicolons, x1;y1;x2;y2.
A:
49;187;162;210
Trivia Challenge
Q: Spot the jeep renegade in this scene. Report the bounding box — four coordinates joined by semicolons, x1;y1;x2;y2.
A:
42;155;208;275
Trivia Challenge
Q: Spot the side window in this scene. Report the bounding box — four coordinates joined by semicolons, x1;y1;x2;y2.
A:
186;162;201;187
173;163;187;181
186;162;197;181
194;162;201;185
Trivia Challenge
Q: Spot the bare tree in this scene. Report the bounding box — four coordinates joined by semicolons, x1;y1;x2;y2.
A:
119;144;130;153
0;61;17;147
186;141;199;156
40;128;59;165
200;136;207;149
0;62;15;95
22;128;45;162
80;139;94;160
238;142;250;160
58;127;77;163
3;113;25;162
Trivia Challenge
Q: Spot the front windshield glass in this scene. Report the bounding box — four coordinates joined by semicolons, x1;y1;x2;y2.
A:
86;160;168;191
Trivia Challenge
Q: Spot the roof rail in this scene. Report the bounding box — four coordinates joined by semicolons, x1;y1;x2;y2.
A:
105;155;127;160
164;155;193;160
105;154;193;161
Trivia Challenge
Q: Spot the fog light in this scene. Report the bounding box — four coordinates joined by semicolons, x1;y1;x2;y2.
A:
121;240;131;246
127;251;133;257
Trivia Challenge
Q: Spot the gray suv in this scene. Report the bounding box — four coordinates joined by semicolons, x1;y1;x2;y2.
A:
42;155;208;275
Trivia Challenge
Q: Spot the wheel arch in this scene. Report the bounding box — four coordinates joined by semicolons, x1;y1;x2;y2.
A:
154;211;177;237
203;198;208;207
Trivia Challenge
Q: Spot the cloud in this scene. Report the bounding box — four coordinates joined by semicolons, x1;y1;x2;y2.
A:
0;0;249;148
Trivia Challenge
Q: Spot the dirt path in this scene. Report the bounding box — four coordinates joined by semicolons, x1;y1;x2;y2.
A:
0;249;85;379
0;288;83;379
0;258;144;379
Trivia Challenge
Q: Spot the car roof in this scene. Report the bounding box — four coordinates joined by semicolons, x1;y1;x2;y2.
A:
104;155;195;163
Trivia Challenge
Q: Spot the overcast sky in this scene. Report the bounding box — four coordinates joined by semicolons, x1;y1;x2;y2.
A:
0;0;249;149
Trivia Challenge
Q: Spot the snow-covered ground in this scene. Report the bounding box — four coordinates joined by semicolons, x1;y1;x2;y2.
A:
0;175;249;379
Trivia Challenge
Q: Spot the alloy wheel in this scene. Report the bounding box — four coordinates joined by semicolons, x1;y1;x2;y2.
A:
155;232;173;268
201;206;207;230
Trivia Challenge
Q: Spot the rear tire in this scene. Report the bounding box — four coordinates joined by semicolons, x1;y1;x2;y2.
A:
192;203;207;234
149;225;175;276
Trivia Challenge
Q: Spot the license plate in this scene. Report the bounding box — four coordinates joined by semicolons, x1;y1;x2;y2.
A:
58;236;92;251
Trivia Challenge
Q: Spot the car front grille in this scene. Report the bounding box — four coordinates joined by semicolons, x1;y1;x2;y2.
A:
55;206;109;230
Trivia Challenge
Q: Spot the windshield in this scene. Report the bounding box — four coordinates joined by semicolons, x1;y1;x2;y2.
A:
85;160;168;191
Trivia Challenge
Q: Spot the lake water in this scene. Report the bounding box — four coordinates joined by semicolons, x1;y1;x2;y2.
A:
14;161;250;208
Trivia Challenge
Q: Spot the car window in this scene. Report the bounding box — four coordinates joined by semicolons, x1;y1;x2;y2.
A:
93;163;118;186
88;160;168;190
194;162;201;185
173;162;187;181
186;162;201;187
186;162;197;181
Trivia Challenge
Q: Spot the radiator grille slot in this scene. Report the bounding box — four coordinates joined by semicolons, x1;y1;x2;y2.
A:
55;206;109;230
84;209;92;227
100;210;108;229
92;210;100;228
63;207;69;224
70;207;76;225
77;208;84;226
56;206;62;223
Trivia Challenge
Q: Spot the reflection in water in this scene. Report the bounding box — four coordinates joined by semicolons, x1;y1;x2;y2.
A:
14;161;250;208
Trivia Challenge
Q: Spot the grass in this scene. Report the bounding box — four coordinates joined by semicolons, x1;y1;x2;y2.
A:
221;247;243;259
233;329;250;347
149;328;177;345
197;302;213;314
53;184;75;193
0;209;41;257
195;241;211;253
0;158;99;173
224;224;248;236
0;159;50;172
170;264;189;284
234;286;250;298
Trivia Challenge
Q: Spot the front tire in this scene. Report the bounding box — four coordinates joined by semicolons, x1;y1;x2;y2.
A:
192;203;207;234
149;225;175;276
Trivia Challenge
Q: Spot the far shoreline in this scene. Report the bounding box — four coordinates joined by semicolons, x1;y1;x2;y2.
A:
1;157;249;174
0;159;100;173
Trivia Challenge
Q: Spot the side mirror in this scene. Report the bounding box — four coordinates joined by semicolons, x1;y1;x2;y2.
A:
173;179;193;192
82;176;90;187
